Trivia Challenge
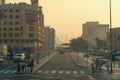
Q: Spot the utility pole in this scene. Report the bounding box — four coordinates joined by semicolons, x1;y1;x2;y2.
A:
109;0;113;73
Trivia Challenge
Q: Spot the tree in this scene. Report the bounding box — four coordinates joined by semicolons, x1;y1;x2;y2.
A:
70;37;89;52
95;38;107;49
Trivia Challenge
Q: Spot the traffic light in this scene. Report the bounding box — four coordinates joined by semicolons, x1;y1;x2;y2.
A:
111;54;115;61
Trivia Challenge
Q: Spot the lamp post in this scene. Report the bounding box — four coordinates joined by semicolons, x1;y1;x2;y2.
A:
109;0;113;73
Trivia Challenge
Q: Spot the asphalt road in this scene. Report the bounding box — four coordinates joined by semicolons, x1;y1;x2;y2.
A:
0;52;113;80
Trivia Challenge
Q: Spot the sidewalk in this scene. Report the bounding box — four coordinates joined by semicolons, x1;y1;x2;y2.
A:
33;52;57;73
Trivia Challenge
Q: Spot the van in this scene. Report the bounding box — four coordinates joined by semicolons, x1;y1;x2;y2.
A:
13;53;25;62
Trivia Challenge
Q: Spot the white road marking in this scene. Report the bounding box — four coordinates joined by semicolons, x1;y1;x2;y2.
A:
73;71;78;74
11;70;17;73
66;71;70;74
51;70;56;74
59;71;63;74
44;71;49;73
37;70;43;73
4;70;11;73
0;70;5;73
80;71;85;74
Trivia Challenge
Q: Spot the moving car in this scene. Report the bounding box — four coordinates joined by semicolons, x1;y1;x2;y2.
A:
13;53;25;62
96;56;108;64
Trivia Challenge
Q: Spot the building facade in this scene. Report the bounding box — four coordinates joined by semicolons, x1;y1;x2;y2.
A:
0;0;44;52
107;28;120;50
82;21;109;48
44;26;55;52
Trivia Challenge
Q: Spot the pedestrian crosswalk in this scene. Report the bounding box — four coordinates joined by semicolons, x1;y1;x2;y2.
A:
0;69;86;75
36;70;85;75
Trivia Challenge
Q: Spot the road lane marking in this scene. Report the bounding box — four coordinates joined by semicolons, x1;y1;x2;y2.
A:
59;71;63;74
44;71;49;73
51;70;56;74
0;70;5;73
4;70;11;73
80;71;85;74
11;70;17;73
73;71;78;74
66;71;70;74
37;70;43;73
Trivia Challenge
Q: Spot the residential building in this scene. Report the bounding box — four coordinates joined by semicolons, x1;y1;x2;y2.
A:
107;27;120;50
0;0;44;52
44;26;55;53
82;21;109;48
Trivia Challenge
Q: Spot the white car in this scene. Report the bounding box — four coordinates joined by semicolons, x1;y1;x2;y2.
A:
13;53;25;62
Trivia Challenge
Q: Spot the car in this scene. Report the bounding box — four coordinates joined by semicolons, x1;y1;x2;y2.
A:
0;52;5;64
96;57;108;64
13;53;25;62
83;53;89;57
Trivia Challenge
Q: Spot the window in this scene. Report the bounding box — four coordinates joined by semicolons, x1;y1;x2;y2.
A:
15;21;19;25
4;22;7;25
15;28;19;31
16;40;19;43
16;9;19;12
9;28;13;31
0;33;1;37
3;28;7;31
29;33;34;37
28;21;34;25
16;15;19;19
9;9;13;13
9;21;13;25
21;27;23;31
4;9;7;12
4;15;7;18
3;33;7;37
0;10;2;12
9;15;13;19
15;33;19;37
29;27;34;31
9;33;13;37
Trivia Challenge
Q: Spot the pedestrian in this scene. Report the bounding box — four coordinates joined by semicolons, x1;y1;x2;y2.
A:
99;62;102;72
106;61;110;72
30;59;34;72
17;60;20;72
90;59;95;73
21;61;25;72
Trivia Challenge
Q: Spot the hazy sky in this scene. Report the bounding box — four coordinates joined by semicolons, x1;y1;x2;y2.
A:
6;0;120;43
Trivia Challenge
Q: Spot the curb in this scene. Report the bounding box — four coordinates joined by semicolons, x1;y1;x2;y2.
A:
88;75;95;80
33;53;57;73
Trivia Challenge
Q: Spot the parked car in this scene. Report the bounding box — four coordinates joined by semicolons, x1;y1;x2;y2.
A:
0;52;5;64
13;53;25;62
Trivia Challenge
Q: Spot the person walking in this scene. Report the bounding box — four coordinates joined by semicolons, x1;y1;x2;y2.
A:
17;60;20;72
90;59;95;73
106;61;110;73
30;59;34;72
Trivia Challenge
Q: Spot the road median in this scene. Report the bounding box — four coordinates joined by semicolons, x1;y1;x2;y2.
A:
33;52;57;73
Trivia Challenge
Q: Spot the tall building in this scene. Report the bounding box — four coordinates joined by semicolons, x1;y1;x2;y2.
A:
0;0;5;5
107;27;120;50
82;21;109;48
0;0;44;52
44;26;55;52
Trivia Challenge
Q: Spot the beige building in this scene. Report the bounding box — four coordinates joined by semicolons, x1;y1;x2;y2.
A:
107;28;120;50
44;26;55;51
0;0;44;52
82;21;109;48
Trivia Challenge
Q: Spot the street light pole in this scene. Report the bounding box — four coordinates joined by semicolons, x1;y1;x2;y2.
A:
109;0;113;73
